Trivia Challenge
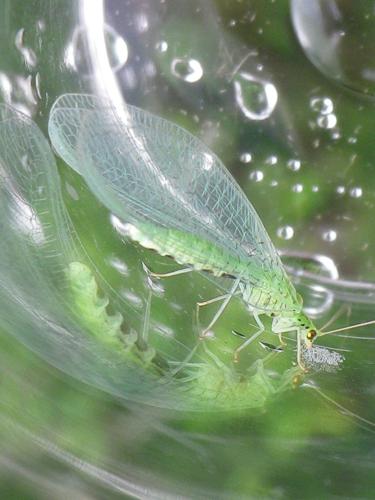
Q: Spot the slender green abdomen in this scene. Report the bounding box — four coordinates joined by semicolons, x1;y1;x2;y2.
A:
125;221;246;275
125;221;298;313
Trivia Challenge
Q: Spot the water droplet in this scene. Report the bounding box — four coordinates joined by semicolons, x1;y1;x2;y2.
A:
135;13;149;33
171;57;203;83
277;225;294;240
234;72;278;121
287;159;301;171
265;155;278;165
292;183;303;193
155;40;168;53
348;136;357;144
65;24;128;74
142;61;156;78
291;0;375;96
322;230;337;242
240;152;252;163
310;97;333;115
312;185;319;192
336;185;345;195
317;114;337;129
350;187;363;198
249;170;264;182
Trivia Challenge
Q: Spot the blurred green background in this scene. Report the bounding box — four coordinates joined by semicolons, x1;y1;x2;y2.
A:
1;0;375;498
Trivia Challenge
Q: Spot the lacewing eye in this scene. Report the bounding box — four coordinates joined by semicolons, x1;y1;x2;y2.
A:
307;330;317;341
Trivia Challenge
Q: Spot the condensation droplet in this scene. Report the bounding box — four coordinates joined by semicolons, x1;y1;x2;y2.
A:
336;185;345;195
292;0;375;96
322;230;337;242
234;72;278;121
310;97;333;115
292;183;303;193
249;170;264;182
135;13;149;33
171;57;203;83
350;187;363;198
240;152;252;163
265;155;278;165
143;61;156;78
155;40;168;53
287;159;301;171
317;114;337;129
348;136;357;144
312;185;319;192
65;24;128;74
277;225;294;240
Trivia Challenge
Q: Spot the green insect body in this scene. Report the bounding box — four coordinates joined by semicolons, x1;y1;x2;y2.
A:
66;262;128;344
66;261;302;410
48;93;320;366
0;100;311;410
125;219;300;313
186;358;302;409
66;261;159;365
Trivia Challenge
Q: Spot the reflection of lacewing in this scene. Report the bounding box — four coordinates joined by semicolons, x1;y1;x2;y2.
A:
47;94;339;367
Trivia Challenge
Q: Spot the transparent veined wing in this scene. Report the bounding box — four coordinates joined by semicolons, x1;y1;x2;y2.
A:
0;104;224;410
0;102;301;411
48;93;297;306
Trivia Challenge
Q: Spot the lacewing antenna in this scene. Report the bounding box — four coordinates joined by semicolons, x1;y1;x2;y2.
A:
321;319;375;337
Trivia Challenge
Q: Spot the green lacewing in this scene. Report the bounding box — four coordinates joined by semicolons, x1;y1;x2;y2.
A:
0;101;347;413
48;93;323;367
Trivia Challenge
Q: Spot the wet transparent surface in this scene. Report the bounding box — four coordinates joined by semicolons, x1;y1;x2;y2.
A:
1;1;375;498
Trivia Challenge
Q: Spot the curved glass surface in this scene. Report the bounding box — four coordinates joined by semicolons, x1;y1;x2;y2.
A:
1;1;375;498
